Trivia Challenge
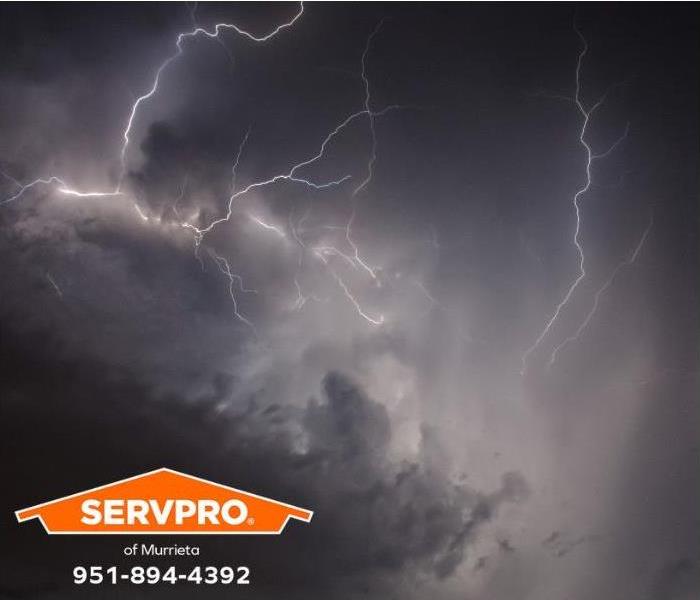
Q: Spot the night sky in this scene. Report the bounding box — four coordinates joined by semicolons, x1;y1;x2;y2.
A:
1;3;698;599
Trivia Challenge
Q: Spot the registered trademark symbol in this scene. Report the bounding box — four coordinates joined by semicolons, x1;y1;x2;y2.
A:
247;517;255;525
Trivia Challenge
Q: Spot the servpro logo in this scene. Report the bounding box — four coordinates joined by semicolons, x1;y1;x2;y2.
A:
15;468;312;535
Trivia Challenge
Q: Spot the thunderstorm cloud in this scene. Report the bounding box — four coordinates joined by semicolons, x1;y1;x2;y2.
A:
0;3;697;599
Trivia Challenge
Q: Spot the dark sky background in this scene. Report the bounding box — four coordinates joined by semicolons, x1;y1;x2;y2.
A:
0;3;698;599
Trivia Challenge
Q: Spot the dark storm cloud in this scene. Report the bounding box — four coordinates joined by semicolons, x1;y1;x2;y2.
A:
176;371;528;587
1;323;527;597
299;373;527;580
0;3;698;600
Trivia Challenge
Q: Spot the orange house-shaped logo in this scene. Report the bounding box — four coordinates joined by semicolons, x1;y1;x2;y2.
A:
16;468;313;535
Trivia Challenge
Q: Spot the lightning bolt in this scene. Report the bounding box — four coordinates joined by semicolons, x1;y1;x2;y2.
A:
0;3;305;205
133;203;150;222
288;209;327;311
345;20;385;282
247;210;385;326
174;19;403;327
0;168;23;190
352;19;383;198
208;248;258;333
45;273;63;298
118;2;305;187
169;175;189;220
177;111;360;242
249;215;286;238
0;176;123;206
521;23;630;374
328;269;385;326
345;207;379;280
1;7;407;330
546;214;652;368
230;126;250;197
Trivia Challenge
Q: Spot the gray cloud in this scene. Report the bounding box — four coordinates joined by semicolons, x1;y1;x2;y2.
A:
0;4;698;600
